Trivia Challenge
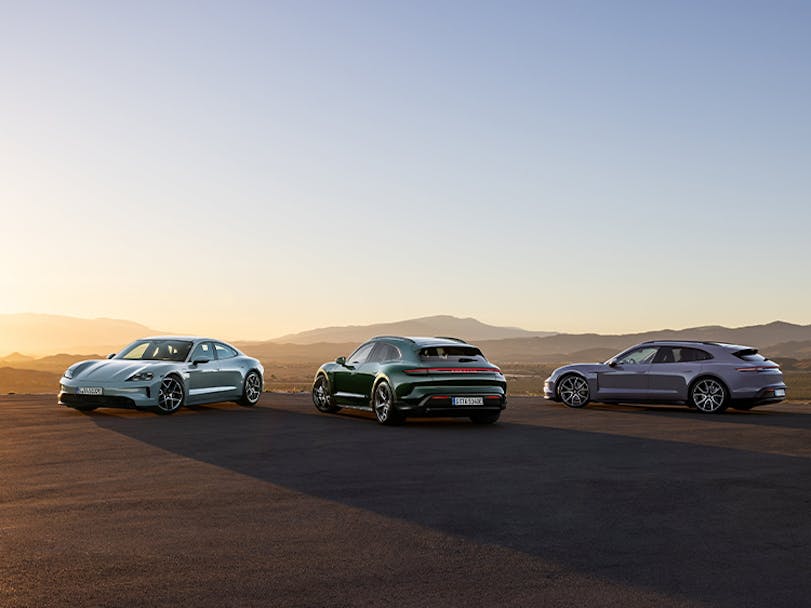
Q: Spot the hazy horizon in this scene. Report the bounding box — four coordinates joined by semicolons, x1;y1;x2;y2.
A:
1;310;809;350
3;2;809;338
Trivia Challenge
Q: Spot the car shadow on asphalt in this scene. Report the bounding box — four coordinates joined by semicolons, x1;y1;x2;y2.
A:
578;401;811;430
89;403;811;608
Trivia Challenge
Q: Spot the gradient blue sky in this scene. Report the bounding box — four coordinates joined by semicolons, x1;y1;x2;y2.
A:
2;1;810;339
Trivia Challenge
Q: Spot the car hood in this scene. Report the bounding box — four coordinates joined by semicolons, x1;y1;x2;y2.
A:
67;359;180;382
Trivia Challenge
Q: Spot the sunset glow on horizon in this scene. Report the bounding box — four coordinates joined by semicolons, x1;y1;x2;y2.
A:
3;2;810;340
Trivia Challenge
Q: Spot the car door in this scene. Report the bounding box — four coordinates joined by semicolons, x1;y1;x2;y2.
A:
346;342;392;402
213;342;243;399
186;341;222;403
333;342;375;405
597;346;658;400
646;347;710;401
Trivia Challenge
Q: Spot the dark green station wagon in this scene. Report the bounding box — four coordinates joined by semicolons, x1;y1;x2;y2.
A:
312;336;507;425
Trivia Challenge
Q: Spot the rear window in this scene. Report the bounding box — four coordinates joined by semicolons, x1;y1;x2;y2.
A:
419;346;485;361
734;349;768;362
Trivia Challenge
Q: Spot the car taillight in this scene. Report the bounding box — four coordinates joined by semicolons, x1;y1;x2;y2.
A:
403;367;502;375
736;366;780;372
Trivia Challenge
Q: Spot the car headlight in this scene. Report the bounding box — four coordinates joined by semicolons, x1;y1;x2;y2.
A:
63;368;74;379
126;371;154;382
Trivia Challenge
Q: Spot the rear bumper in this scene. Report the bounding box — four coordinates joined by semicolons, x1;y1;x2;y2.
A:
395;393;506;418
731;383;787;407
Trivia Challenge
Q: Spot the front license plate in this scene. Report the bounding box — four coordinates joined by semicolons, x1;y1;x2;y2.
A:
774;389;786;397
452;397;484;406
78;387;103;395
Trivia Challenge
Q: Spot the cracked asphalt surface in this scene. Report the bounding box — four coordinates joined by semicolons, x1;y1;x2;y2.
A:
2;394;810;607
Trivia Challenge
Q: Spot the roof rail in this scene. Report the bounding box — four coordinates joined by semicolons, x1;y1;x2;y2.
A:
370;335;416;343
639;340;719;346
434;336;468;344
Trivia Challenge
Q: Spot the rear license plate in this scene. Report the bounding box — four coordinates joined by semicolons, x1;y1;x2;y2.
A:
774;388;786;397
452;397;484;406
78;387;103;395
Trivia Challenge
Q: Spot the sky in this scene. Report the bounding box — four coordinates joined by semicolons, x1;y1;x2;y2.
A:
1;1;810;340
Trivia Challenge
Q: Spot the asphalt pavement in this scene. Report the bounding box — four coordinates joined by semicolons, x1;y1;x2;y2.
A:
2;394;810;607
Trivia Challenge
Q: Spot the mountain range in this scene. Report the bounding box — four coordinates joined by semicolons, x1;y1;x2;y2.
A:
3;313;811;362
265;315;556;344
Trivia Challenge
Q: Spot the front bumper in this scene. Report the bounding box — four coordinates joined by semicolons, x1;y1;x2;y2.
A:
543;379;558;401
58;379;160;409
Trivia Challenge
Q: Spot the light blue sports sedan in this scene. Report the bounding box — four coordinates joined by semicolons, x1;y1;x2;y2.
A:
59;336;264;415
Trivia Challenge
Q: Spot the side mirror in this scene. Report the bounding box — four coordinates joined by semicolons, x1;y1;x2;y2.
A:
608;359;618;367
192;358;211;366
336;356;346;366
106;353;116;359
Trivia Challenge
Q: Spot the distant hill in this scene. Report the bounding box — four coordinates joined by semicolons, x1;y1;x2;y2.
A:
0;353;103;374
475;321;811;363
0;314;162;356
0;367;59;394
268;315;556;345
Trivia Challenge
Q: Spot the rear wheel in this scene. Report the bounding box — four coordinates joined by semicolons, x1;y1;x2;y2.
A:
156;375;184;415
558;374;590;408
312;374;341;413
239;371;262;406
373;380;403;425
470;413;500;424
690;378;728;414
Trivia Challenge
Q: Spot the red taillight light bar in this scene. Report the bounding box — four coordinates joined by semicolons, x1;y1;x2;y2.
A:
736;366;780;372
403;367;502;375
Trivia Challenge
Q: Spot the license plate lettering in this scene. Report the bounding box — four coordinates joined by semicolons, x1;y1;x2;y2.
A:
452;397;484;406
78;387;103;395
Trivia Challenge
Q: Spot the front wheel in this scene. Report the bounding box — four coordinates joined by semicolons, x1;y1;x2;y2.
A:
156;376;185;415
312;374;341;413
239;371;262;406
558;374;590;408
373;381;403;426
690;378;728;414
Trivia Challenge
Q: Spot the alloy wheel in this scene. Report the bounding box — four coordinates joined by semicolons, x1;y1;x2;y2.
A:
374;382;393;423
244;372;262;404
559;375;590;408
157;376;184;413
692;379;727;413
313;376;334;412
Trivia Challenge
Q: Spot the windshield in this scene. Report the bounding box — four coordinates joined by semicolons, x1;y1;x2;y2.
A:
117;340;193;362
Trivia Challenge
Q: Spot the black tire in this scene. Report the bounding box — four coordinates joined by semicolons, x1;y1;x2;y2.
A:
239;370;262;406
689;377;729;414
557;374;591;408
470;413;500;424
155;375;185;415
372;380;404;426
312;374;341;413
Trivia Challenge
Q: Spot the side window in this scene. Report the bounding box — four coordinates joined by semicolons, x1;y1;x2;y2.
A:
368;343;401;363
617;347;658;365
653;347;676;364
190;342;213;362
677;348;712;362
348;343;375;366
214;343;237;360
383;344;401;361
